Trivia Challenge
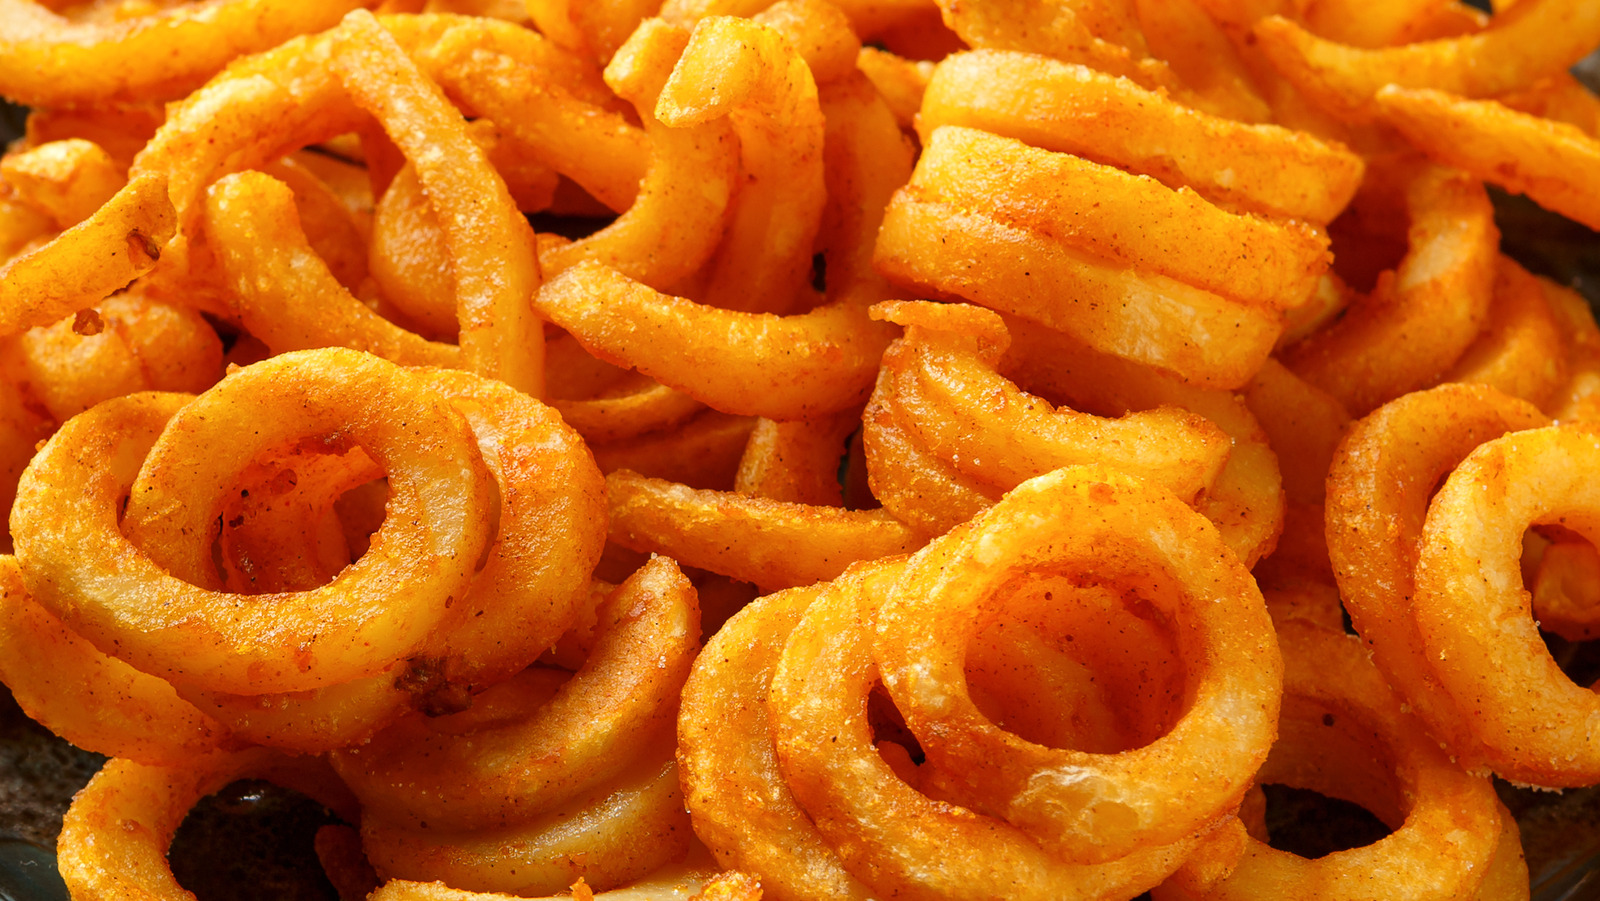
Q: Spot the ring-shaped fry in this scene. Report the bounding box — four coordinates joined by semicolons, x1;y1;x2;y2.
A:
1326;383;1548;771
538;18;740;289
772;558;1209;899
877;301;1233;510
1376;86;1600;233
1154;621;1521;901
206;169;459;367
333;555;697;831
873;195;1282;390
1414;423;1600;785
130;366;600;752
1253;0;1600;121
361;753;692;896
678;581;877;901
57;748;358;901
871;467;1281;863
333;10;543;395
0;138;127;231
13;348;493;696
368;847;745;901
1445;255;1569;411
999;321;1285;568
656;14;826;315
412;19;649;215
0;172;174;338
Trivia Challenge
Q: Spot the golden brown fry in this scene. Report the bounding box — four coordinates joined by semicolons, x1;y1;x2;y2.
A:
0;0;375;106
913;127;1330;309
535;262;893;421
589;409;757;490
59;750;358;901
606;469;921;591
874;195;1284;390
734;411;858;506
678;581;876;901
1327;383;1548;776
1253;0;1600;120
1377;85;1600;232
334;11;543;395
11;291;222;423
918;50;1364;222
657;14;826;314
14;351;494;697
1282;162;1498;416
207;170;458;366
0;139;127;230
854;46;932;131
0;553;234;765
0;172;174;338
334;556;695;834
414;18;649;213
539;19;740;289
1445;255;1569;410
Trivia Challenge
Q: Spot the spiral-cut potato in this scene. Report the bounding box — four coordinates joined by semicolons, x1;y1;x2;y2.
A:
1326;383;1556;782
0;552;234;765
1375;85;1600;233
875;153;1284;390
1279;160;1500;416
683;467;1278;900
865;300;1284;567
340;555;702;895
1154;620;1526;901
57;747;360;901
916;49;1363;224
1443;255;1570;411
0;172;174;338
538;262;892;421
4;290;223;424
1251;0;1600;121
369;849;760;901
19;349;492;696
1412;422;1600;786
17;12;542;391
6;347;605;756
167;365;606;751
870;467;1281;863
0;138;128;231
656;13;826;314
909;127;1331;310
536;19;739;288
